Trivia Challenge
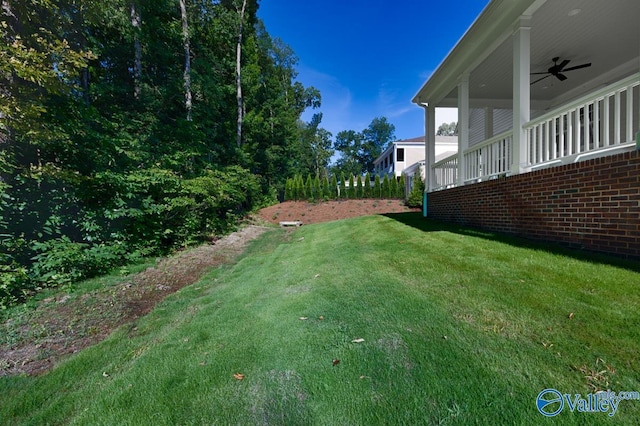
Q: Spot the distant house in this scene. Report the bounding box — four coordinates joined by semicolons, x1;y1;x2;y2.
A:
411;0;640;259
373;135;457;177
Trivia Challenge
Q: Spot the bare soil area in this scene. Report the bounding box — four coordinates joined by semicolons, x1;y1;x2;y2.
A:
257;199;419;225
1;199;417;376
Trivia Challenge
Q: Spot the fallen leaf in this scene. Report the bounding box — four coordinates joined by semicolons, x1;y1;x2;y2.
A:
568;312;574;319
318;315;324;320
351;338;365;343
314;274;320;279
443;335;448;340
199;361;206;366
332;359;340;366
299;317;308;320
233;373;245;380
102;372;109;377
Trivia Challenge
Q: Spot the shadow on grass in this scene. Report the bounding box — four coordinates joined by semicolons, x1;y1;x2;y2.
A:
382;212;640;273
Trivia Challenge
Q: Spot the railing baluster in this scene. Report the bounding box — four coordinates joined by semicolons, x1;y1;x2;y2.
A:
594;100;600;148
614;91;621;144
627;84;634;143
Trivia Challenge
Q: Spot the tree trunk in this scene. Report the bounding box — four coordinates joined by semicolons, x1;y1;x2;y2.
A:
235;0;247;146
179;0;192;121
130;2;142;100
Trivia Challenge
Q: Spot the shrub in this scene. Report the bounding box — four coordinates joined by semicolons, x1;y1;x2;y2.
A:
347;176;355;199
339;174;346;199
398;175;406;199
382;175;390;198
305;174;313;200
330;175;338;199
363;172;371;198
373;175;381;199
356;175;363;199
390;176;399;198
406;168;425;208
323;176;331;199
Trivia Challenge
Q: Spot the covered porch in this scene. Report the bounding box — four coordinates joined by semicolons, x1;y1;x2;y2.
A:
413;0;640;193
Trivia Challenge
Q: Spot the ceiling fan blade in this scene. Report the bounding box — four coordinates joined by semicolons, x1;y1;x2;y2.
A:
556;73;568;81
531;74;551;85
563;63;592;72
557;59;570;71
530;72;551;75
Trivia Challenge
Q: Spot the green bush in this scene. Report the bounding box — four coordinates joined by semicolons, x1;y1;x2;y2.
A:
406;169;425;208
339;174;346;199
330;175;338;199
373;175;381;199
0;165;261;308
363;173;371;198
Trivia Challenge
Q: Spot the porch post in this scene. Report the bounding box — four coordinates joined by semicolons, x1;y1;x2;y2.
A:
484;106;494;140
422;103;436;217
511;16;531;175
457;74;470;186
423;104;436;191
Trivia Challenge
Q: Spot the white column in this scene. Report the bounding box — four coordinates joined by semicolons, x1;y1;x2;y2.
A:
423;103;436;192
484;106;494;140
512;17;531;174
457;75;470;186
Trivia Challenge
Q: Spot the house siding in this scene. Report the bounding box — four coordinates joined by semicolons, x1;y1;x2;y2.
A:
427;150;640;259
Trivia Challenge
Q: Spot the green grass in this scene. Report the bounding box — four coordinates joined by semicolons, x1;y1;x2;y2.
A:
2;213;639;425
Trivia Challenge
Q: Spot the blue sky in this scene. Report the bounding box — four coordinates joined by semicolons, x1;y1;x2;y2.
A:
258;0;489;141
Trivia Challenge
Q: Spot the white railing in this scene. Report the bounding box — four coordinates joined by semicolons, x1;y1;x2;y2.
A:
431;154;458;191
464;131;513;182
525;73;639;169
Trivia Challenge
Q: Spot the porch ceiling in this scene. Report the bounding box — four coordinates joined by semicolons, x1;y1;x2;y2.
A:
415;0;640;110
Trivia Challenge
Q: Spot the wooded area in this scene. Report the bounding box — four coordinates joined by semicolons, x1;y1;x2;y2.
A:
0;0;335;307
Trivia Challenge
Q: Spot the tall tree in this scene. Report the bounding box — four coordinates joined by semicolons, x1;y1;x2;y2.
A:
437;121;458;136
179;0;192;121
332;117;396;176
235;0;248;146
130;1;142;100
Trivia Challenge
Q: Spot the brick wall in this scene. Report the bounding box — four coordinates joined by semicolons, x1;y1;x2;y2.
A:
427;150;640;259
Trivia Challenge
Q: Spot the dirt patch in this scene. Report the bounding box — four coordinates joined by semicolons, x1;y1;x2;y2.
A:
257;199;419;225
0;225;270;377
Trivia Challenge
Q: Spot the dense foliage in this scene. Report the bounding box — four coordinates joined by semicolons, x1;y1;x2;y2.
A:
283;173;404;202
0;0;330;307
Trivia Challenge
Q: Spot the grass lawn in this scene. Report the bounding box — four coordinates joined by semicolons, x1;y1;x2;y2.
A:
1;213;639;425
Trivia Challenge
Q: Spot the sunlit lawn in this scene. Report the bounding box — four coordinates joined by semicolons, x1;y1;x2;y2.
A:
2;213;639;425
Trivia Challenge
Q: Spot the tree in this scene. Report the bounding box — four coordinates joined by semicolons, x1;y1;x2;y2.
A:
347;175;355;199
330;174;338;199
373;175;381;199
179;0;192;121
363;172;372;198
332;117;395;176
382;175;390;198
437;121;458;136
390;176;399;198
406;168;425;207
398;174;406;199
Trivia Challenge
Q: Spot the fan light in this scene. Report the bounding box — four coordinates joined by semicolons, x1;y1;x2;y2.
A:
568;9;581;17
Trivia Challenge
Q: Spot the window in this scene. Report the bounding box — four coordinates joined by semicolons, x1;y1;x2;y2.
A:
397;148;405;162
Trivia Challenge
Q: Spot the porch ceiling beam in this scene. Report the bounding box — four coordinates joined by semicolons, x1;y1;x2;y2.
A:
436;97;549;110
